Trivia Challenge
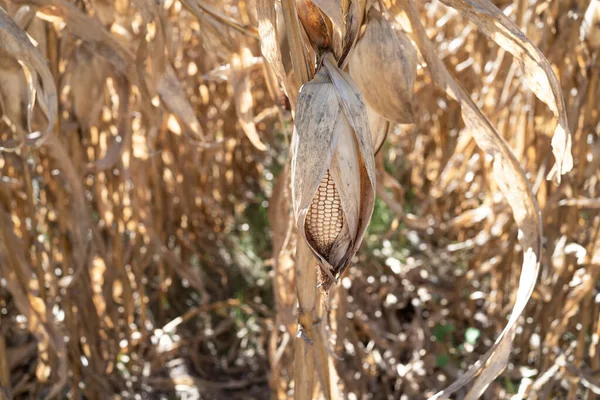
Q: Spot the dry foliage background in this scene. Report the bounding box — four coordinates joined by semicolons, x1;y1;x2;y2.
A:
0;0;599;399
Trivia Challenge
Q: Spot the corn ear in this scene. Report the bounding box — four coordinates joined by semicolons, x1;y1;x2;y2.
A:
291;59;375;291
348;6;417;123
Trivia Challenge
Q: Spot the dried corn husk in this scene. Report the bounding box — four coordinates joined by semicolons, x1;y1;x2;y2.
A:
291;57;375;291
349;6;416;123
296;0;366;60
297;0;333;51
581;0;600;49
341;0;367;61
366;105;390;153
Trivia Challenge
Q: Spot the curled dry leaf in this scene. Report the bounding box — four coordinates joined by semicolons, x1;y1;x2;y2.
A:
291;58;375;291
231;47;267;151
18;0;135;74
136;19;167;99
25;0;208;146
397;0;542;398
0;55;28;137
257;0;296;106
0;7;57;149
92;73;131;171
158;66;205;141
439;0;573;185
349;6;417;123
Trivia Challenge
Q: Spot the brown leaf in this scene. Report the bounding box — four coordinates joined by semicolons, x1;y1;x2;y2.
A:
257;0;297;106
158;66;205;141
92;73;131;171
439;0;573;185
0;8;57;149
18;0;135;74
396;1;542;398
231;48;267;151
581;0;600;49
70;45;108;128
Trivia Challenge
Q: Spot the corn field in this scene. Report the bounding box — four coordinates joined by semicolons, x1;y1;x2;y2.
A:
0;0;599;398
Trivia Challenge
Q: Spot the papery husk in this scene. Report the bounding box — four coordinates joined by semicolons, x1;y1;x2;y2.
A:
366;104;390;153
297;0;333;51
339;0;367;62
298;0;367;60
291;60;375;291
349;6;416;123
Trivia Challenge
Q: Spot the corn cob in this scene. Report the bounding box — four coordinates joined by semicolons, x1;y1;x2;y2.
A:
305;170;344;257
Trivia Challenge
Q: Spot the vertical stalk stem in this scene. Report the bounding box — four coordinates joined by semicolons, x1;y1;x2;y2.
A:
0;314;10;397
294;239;316;400
280;0;318;398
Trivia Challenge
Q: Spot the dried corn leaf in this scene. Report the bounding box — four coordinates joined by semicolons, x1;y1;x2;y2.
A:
0;200;67;398
280;0;312;85
0;55;28;135
136;19;167;99
581;0;600;49
93;74;131;171
398;1;542;398
43;134;93;284
17;0;135;74
439;0;573;184
158;66;205;141
181;0;259;38
0;7;57;148
70;45;108;127
231;48;267;151
257;0;296;105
